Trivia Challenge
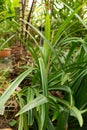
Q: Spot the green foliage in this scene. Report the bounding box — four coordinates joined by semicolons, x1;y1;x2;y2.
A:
0;0;87;129
0;68;33;106
0;0;6;12
56;110;69;130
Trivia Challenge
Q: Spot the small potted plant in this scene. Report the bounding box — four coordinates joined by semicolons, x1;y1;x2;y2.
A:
0;39;11;58
0;48;12;58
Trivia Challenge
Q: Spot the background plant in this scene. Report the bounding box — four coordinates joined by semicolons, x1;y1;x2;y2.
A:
0;0;87;130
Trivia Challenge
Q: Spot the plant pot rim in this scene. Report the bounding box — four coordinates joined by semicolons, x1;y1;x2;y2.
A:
0;48;12;58
0;48;12;51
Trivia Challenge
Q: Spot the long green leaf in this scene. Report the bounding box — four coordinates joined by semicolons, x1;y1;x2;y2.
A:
70;106;83;127
39;58;48;130
52;4;86;47
18;115;23;130
56;110;69;130
19;19;65;72
17;94;28;130
0;68;33;107
39;58;48;96
16;95;48;116
48;85;71;94
47;119;55;130
0;34;15;50
27;88;34;126
44;14;51;65
63;2;87;29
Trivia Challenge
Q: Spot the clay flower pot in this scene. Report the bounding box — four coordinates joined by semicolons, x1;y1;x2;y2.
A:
0;48;11;58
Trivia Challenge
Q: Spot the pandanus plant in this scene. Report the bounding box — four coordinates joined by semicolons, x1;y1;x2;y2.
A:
0;0;87;130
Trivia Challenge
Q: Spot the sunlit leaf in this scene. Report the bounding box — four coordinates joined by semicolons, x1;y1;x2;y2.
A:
0;68;33;107
70;106;83;127
16;95;48;116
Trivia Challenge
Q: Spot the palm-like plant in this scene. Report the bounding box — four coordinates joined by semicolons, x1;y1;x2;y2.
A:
0;0;87;130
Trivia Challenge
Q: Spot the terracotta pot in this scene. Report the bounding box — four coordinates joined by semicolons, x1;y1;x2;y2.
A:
0;48;11;58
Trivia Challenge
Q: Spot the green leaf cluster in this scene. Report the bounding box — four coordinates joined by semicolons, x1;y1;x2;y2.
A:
0;0;87;130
